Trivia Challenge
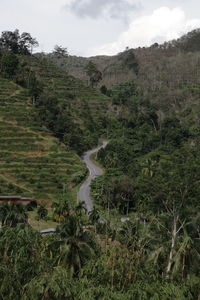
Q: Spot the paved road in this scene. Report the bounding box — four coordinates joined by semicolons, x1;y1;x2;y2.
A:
78;141;108;212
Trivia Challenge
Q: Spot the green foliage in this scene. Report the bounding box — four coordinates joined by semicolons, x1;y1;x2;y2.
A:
53;45;68;57
23;267;75;299
37;204;48;220
111;81;138;105
0;29;38;55
122;48;139;74
85;61;102;87
0;203;28;226
91;174;135;214
27;71;43;102
1;52;19;77
0;29;199;299
175;28;200;52
53;214;98;278
100;85;110;96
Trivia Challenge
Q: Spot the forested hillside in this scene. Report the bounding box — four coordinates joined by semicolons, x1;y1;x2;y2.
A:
47;47;139;86
0;29;199;299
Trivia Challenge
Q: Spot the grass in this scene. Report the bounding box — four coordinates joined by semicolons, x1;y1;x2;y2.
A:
28;210;58;231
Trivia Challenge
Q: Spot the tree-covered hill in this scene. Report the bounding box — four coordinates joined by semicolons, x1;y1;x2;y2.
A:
46;48;139;86
47;29;200;114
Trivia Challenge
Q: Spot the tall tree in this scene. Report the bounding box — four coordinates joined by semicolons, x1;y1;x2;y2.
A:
53;45;68;57
52;215;96;278
0;29;38;55
85;61;102;87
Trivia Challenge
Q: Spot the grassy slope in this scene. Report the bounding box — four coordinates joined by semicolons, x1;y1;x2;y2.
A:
0;76;86;205
23;55;113;126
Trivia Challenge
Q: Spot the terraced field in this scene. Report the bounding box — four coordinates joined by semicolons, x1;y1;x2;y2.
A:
0;77;87;204
24;55;114;125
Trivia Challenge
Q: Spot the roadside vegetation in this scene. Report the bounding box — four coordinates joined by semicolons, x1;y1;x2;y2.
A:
0;29;199;299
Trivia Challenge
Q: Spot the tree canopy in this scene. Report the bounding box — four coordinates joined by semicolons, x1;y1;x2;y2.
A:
85;61;102;87
0;29;38;55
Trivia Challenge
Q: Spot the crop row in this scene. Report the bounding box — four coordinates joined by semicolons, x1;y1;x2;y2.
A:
0;157;77;163
0;132;38;137
0;144;44;151
0;163;74;169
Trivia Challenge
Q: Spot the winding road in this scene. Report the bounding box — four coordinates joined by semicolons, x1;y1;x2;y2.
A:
78;141;108;212
40;142;108;234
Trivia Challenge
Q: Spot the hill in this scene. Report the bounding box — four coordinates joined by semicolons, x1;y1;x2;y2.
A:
0;75;86;204
50;30;200;124
0;29;199;300
1;28;200;206
46;29;200;87
46;48;139;86
21;54;115;154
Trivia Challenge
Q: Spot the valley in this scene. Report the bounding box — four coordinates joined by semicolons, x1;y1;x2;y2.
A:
0;28;199;299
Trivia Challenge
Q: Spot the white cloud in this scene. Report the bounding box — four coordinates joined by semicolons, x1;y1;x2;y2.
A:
89;7;200;56
66;0;140;20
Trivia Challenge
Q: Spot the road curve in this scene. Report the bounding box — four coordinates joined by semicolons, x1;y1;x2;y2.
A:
78;141;108;213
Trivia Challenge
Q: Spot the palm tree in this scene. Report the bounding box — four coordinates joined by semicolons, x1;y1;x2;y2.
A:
75;201;87;217
141;158;157;177
0;203;27;227
52;200;70;221
89;207;100;224
52;215;96;278
89;207;100;233
172;214;200;278
23;267;74;299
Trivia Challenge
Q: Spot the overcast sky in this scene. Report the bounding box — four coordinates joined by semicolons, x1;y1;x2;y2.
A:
0;0;200;56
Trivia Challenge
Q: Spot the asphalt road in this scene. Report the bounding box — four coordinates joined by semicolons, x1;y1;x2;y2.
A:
78;141;108;212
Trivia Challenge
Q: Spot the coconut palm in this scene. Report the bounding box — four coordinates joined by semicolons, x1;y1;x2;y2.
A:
89;207;100;233
0;203;27;227
52;200;70;220
75;201;87;217
23;267;74;299
89;207;100;224
51;215;96;278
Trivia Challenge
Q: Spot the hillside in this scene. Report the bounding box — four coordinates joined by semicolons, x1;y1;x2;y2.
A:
0;29;199;300
1;29;200;204
47;29;200;121
46;37;191;90
46;48;139;86
0;75;86;204
20;54;116;154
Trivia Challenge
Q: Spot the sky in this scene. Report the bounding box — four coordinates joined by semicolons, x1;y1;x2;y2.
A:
0;0;200;57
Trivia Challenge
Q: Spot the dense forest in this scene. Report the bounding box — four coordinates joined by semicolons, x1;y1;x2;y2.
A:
0;29;199;299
